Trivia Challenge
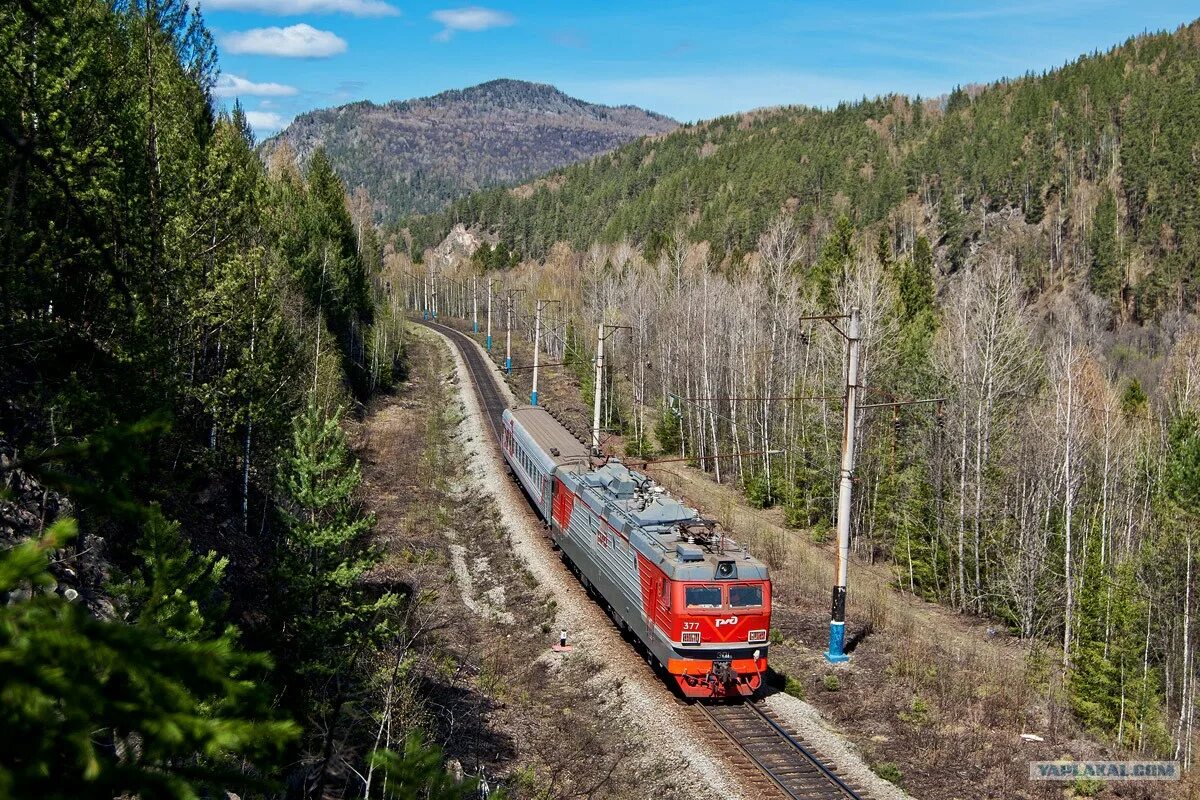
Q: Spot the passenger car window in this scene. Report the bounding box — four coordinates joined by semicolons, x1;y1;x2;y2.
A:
685;586;723;608
729;584;763;607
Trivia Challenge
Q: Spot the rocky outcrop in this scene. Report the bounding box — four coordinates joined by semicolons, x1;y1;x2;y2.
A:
1;442;111;618
428;224;485;271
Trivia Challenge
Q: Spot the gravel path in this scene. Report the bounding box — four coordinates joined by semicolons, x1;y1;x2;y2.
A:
420;324;749;799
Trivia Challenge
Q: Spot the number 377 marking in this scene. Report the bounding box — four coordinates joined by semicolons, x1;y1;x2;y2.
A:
682;622;700;631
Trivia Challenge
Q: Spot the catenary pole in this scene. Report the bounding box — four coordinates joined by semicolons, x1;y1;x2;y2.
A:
504;289;524;374
826;306;860;664
486;281;494;350
531;299;559;406
472;277;479;333
532;300;543;405
592;322;605;454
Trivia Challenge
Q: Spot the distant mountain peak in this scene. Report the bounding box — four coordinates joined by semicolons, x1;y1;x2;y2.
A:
266;79;676;218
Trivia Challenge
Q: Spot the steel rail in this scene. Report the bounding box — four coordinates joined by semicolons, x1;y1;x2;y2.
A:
697;701;866;800
421;317;864;800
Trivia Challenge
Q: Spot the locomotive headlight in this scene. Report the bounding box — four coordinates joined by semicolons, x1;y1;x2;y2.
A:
716;560;736;580
681;631;701;645
748;629;768;643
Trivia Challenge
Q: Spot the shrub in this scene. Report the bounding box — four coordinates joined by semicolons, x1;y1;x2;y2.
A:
873;762;903;784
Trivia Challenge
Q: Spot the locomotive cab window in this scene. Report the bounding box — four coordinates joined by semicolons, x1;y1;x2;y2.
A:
685;585;723;608
729;584;763;608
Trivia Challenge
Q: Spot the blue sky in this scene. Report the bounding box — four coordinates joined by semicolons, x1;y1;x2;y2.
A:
205;1;1200;136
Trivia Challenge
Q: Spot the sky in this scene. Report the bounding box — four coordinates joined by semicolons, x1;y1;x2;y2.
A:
204;1;1200;136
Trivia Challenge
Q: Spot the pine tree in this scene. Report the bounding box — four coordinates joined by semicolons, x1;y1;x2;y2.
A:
899;235;936;322
117;507;229;642
0;521;297;799
275;402;397;796
1089;187;1121;299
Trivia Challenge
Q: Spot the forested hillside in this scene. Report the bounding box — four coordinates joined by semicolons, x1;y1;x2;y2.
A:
413;23;1200;322
0;2;456;797
264;78;677;219
402;20;1200;770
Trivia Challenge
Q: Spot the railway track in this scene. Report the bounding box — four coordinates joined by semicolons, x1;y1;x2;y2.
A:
417;319;509;438
416;316;868;800
695;701;868;799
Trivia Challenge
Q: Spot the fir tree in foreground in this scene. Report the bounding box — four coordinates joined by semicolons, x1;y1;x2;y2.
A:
274;403;399;797
0;520;297;799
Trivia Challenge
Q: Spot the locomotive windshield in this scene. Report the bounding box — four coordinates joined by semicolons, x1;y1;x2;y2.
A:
684;585;723;608
729;584;763;607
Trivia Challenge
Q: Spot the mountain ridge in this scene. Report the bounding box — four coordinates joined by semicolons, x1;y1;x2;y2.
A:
263;78;677;218
407;22;1200;324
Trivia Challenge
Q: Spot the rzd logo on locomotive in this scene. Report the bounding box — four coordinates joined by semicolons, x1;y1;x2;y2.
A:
714;616;739;627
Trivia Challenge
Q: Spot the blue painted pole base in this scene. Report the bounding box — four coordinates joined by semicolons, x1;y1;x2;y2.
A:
486;335;492;351
473;323;479;333
531;390;538;406
825;620;850;663
505;356;511;374
422;310;428;320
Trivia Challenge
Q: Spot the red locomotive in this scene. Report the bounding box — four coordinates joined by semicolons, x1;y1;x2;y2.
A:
501;405;771;698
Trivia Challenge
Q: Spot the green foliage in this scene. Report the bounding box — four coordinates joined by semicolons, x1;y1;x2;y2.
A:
0;521;297;799
938;191;967;271
1069;542;1164;748
0;2;417;795
1024;188;1046;224
472;240;521;271
811;215;855;309
822;673;841;692
873;762;904;785
117;507;229;642
654;401;683;457
1121;378;1149;417
898;695;931;727
783;675;806;699
744;472;777;509
1165;415;1200;514
369;734;478;800
898;236;936;323
1089;187;1122;299
276;404;395;684
623;431;656;459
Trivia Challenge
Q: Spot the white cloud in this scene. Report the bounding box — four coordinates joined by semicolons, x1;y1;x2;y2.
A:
244;111;287;131
431;6;514;41
221;24;347;58
206;0;399;15
214;73;299;98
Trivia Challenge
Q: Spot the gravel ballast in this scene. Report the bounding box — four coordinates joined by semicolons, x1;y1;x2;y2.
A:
425;323;915;799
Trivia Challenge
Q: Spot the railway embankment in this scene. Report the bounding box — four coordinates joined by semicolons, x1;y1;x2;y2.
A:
427;318;918;799
355;327;687;796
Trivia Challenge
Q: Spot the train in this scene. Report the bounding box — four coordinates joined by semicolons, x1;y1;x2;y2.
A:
500;405;772;699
